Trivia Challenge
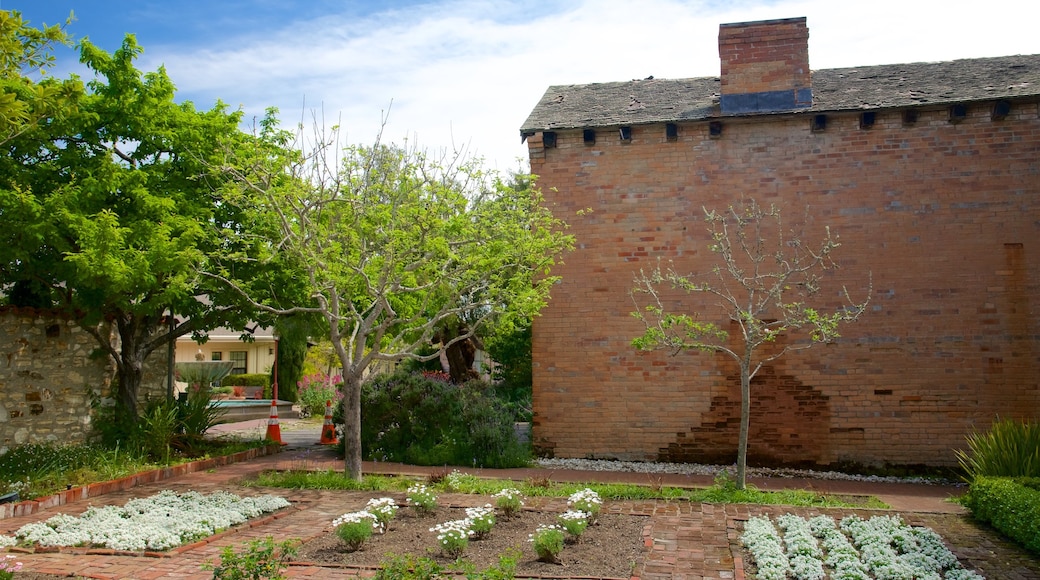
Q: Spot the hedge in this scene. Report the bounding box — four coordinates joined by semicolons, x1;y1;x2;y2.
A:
962;476;1040;555
222;374;271;388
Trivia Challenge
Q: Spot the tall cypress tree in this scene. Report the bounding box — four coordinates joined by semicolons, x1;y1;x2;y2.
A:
273;315;311;402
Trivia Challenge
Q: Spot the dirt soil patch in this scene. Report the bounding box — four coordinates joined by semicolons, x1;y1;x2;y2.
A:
296;506;648;578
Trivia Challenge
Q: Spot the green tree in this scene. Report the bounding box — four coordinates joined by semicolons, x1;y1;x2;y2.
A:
272;315;313;402
212;115;573;479
0;34;262;421
485;322;533;418
631;200;870;489
0;9;78;146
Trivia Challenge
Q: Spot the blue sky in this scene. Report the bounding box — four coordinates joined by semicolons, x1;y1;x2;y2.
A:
8;0;1040;173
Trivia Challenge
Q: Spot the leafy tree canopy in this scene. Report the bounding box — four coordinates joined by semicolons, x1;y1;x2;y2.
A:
0;10;79;145
0;29;273;418
212;112;574;478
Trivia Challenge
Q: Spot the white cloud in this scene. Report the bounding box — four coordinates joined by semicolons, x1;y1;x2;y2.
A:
131;0;1039;174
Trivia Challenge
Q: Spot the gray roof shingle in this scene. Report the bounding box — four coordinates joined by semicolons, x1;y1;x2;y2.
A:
520;54;1040;133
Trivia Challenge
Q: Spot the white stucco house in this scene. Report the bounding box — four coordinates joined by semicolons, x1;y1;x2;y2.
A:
174;325;276;376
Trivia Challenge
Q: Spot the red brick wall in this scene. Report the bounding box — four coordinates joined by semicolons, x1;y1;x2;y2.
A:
719;17;810;95
529;102;1040;467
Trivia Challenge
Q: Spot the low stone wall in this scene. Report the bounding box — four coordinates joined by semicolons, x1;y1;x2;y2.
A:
0;308;167;452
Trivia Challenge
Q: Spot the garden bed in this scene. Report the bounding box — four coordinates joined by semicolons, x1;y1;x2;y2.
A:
295;505;648;577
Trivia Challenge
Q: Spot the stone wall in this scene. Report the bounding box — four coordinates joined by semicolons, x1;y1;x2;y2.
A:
0;308;168;451
528;101;1040;468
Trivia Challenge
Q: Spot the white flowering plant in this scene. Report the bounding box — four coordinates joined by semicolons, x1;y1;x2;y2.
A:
406;484;438;516
5;490;289;552
492;488;524;518
741;516;790;580
742;513;985;580
558;509;590;541
444;469;480;492
529;523;566;563
430;518;474;558
365;497;398;530
567;488;602;522
333;511;380;551
465;504;496;539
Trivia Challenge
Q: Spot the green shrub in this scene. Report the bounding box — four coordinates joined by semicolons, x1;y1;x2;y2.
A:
373;555;445;580
352;371;530;468
956;418;1040;480
962;477;1040;555
222;374;271;387
223;374;272;397
138;398;180;462
296;373;340;417
176;387;228;452
204;536;298;580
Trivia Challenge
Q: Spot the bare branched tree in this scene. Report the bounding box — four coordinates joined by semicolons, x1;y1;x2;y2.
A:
632;199;870;489
208;110;572;479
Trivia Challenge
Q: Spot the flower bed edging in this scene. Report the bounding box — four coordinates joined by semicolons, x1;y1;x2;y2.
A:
0;444;282;521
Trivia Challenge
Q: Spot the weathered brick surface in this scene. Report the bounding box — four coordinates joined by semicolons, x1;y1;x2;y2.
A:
719;17;810;93
529;102;1040;467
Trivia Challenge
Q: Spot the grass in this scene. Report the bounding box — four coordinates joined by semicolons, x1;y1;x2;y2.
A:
245;469;887;509
0;438;269;501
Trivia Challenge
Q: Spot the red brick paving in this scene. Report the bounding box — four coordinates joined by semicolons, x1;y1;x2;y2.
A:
1;421;1035;579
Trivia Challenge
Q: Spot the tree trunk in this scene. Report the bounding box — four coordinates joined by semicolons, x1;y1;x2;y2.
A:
444;337;478;383
116;360;142;419
342;371;363;480
114;329;146;423
434;321;480;383
736;362;751;490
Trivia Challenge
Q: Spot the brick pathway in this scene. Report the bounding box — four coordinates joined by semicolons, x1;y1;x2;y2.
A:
1;421;1036;579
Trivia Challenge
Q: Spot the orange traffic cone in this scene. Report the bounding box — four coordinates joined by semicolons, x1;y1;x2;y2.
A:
319;400;338;445
265;399;285;445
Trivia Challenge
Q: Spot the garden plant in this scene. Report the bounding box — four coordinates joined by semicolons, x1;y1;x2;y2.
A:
2;490;289;551
741;513;984;580
205;536;299;580
333;511;381;551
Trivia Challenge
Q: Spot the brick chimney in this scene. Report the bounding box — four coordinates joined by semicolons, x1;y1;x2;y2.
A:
718;17;811;114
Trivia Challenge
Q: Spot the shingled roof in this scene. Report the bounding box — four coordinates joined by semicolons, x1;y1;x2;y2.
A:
520;54;1040;134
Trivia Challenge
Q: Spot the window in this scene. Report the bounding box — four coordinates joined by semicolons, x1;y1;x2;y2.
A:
211;352;222;361
230;351;247;375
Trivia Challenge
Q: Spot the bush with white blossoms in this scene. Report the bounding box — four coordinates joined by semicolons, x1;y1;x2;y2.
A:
5;490;289;552
807;515;871;580
464;504;496;539
741;516;790;580
430;518;474;558
365;497;398;530
406;483;438;516
444;469;480;492
333;511;380;552
558;509;590;541
567;488;602;522
492;488;524;518
742;513;985;580
776;514;824;580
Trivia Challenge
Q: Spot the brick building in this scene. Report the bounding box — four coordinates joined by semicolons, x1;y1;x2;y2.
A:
520;17;1040;468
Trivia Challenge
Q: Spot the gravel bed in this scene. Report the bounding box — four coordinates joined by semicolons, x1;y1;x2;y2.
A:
535;458;960;486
